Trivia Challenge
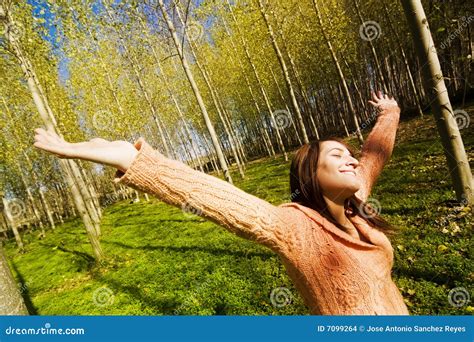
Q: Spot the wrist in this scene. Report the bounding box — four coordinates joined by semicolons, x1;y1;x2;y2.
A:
114;141;139;173
378;106;400;116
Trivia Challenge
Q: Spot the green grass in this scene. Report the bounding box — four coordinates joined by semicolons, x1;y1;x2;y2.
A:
4;108;473;315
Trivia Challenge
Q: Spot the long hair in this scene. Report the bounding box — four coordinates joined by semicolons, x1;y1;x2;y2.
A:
289;137;396;236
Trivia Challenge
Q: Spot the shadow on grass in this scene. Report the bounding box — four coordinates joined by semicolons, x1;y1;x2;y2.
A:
10;261;38;315
101;277;180;315
39;243;96;271
393;265;460;288
382;206;427;216
104;240;275;260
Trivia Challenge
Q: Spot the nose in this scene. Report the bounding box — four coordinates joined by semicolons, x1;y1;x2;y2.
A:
346;156;359;168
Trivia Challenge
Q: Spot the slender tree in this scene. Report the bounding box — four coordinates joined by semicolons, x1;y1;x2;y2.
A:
157;0;233;184
0;245;28;315
401;0;473;204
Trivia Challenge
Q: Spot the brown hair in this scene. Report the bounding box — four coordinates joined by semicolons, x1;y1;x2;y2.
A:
289;136;396;236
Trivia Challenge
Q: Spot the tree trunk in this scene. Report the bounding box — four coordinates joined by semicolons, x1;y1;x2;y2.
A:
312;0;364;145
221;16;276;157
175;8;245;179
0;246;28;315
382;0;424;117
353;0;389;94
226;0;288;161
2;7;104;260
1;197;24;250
157;0;233;184
257;0;310;144
401;0;473;204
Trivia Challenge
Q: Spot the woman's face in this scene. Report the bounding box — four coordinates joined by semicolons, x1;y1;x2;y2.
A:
317;140;361;200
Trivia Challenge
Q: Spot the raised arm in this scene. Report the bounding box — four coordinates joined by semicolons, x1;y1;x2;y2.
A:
355;92;401;202
33;129;303;257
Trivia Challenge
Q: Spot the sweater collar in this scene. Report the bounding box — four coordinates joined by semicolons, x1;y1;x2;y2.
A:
278;202;384;249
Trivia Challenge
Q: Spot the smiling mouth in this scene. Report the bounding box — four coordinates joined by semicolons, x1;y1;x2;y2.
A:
340;170;357;176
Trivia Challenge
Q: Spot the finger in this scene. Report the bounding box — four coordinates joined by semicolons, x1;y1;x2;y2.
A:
371;91;378;102
368;100;378;107
377;90;383;99
34;128;47;135
33;141;63;155
34;133;48;144
45;129;63;143
33;140;72;158
90;138;108;143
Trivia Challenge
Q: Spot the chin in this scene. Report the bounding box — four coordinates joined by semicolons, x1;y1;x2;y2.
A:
345;183;361;197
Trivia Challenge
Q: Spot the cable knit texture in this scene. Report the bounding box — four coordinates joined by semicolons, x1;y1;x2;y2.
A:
114;107;409;315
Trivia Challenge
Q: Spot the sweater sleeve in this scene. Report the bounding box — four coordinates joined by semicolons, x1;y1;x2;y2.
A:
355;107;401;202
113;138;303;257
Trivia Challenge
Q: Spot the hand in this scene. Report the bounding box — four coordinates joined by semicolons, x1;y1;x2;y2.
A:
33;128;139;173
368;91;400;113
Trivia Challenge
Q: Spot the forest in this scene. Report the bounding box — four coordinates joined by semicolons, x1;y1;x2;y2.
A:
0;0;472;315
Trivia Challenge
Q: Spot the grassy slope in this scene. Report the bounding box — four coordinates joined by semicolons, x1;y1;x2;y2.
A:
4;108;473;315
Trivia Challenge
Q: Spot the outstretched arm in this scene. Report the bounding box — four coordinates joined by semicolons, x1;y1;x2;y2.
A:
33;129;303;257
355;91;401;202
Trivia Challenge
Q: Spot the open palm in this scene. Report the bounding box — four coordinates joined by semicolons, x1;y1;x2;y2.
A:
368;91;399;113
33;128;138;172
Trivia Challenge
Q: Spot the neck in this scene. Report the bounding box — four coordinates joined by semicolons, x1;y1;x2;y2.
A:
322;195;354;231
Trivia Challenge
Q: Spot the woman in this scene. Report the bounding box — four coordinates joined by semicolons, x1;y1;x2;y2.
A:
33;91;409;315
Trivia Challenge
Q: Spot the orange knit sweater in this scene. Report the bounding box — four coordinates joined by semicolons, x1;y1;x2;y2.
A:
114;107;409;315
